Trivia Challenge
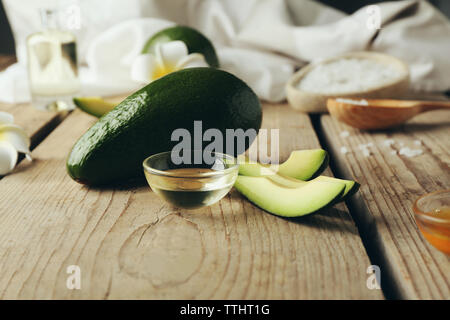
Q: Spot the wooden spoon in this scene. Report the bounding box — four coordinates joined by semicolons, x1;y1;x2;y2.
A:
327;98;450;130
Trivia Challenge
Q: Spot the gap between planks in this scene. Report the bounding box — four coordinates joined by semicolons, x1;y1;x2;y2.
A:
0;55;69;177
319;110;450;300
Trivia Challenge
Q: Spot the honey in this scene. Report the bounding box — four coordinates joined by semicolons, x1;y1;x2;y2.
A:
416;206;450;254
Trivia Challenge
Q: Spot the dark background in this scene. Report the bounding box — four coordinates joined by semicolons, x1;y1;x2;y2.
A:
0;0;449;55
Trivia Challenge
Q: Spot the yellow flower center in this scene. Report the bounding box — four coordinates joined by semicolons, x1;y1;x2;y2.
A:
152;62;177;80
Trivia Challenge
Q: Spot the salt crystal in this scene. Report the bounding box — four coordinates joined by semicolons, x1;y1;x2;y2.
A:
357;142;373;157
390;150;397;155
340;146;349;154
340;130;350;138
362;149;371;157
383;139;395;147
335;98;369;106
358;143;373;150
414;140;422;146
399;147;423;158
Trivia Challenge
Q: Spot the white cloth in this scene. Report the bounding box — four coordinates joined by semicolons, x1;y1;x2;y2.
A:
1;0;450;104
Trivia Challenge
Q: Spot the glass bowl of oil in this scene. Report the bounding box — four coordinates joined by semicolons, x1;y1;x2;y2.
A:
413;189;450;255
143;151;239;209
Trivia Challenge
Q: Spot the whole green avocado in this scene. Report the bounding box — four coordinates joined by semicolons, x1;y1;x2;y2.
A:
142;26;219;68
67;68;262;185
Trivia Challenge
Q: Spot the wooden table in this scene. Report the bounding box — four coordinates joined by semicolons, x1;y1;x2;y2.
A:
0;56;448;300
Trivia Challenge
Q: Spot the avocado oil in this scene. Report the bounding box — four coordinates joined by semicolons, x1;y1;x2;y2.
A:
147;168;236;209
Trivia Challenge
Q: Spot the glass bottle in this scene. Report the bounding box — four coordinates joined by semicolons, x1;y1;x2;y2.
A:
26;9;80;111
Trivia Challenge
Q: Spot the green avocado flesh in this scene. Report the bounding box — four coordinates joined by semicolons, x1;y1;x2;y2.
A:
234;176;345;217
315;176;359;198
142;26;219;68
278;149;329;180
266;174;359;199
73;97;117;118
238;149;328;180
235;149;359;217
67;68;262;185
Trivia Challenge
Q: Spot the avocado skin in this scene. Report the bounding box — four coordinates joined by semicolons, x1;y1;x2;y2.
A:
67;68;262;186
307;153;329;180
142;26;219;68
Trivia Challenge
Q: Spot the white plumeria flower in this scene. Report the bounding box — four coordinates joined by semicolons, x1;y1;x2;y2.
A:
131;40;208;83
0;111;31;175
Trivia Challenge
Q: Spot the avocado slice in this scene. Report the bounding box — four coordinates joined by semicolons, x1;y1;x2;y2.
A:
238;149;328;180
278;149;329;180
237;150;358;202
314;176;360;198
266;173;359;200
234;175;345;217
73;97;117;118
67;68;262;186
237;155;279;176
142;26;219;68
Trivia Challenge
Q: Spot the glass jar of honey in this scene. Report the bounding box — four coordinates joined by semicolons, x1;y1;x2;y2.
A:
413;189;450;255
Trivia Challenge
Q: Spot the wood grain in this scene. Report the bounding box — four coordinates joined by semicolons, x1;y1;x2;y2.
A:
0;103;68;150
321;110;450;299
0;55;68;151
0;104;382;299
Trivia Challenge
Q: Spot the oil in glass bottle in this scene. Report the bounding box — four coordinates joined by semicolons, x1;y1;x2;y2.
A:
26;9;80;111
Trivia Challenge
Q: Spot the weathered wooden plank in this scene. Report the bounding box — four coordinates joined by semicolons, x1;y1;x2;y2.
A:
0;55;68;152
320;110;450;299
0;104;383;299
0;103;68;150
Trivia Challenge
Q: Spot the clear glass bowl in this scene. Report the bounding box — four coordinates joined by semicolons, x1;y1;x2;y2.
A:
143;151;239;209
413;189;450;255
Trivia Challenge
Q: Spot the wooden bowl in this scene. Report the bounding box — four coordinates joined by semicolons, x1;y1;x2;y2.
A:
286;51;410;113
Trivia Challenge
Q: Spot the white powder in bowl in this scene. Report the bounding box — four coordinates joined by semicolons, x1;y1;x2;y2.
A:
297;58;404;94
